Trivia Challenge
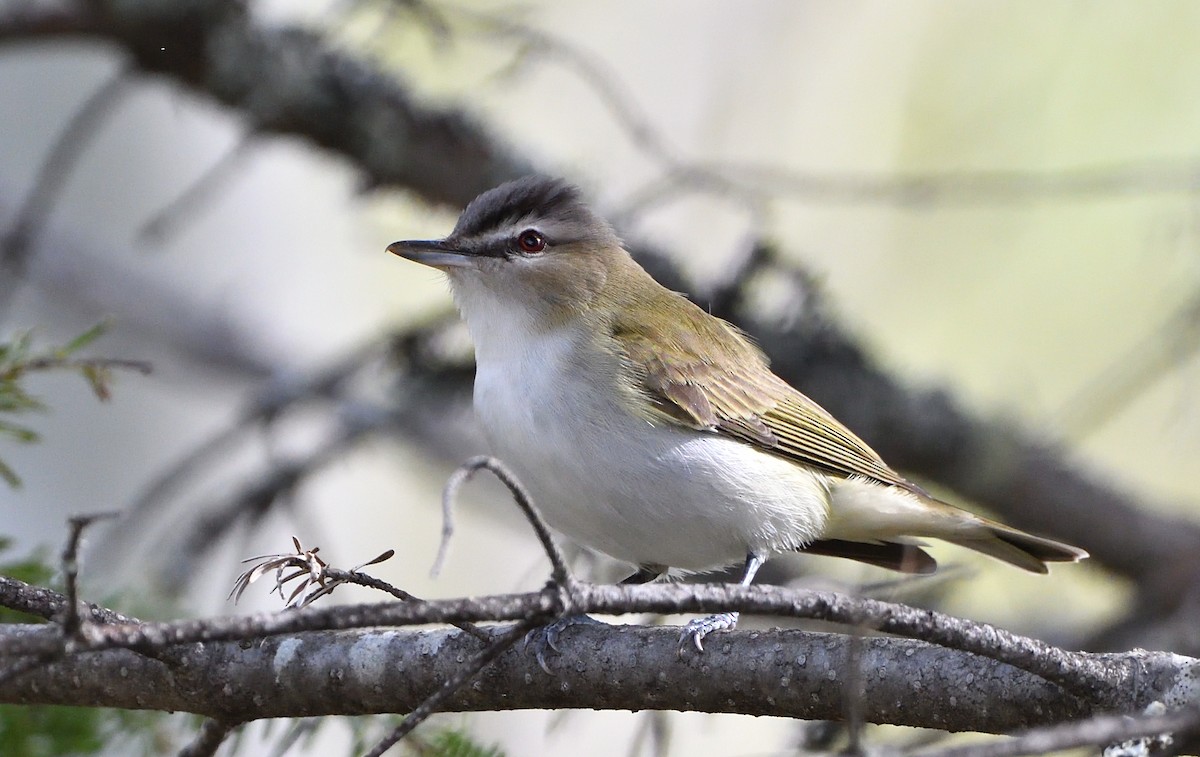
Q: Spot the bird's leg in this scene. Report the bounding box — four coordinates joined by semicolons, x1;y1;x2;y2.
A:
679;553;765;653
525;564;665;672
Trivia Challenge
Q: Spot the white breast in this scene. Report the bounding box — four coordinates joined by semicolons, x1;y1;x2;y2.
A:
456;280;830;572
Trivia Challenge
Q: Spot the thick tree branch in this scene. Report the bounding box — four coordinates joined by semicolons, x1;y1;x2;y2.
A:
0;0;531;207
2;620;1194;738
2;579;1197;717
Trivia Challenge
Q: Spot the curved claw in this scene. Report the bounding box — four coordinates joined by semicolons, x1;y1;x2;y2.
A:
678;612;740;655
524;614;603;673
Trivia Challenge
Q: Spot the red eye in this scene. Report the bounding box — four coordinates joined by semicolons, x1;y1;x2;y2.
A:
516;229;546;253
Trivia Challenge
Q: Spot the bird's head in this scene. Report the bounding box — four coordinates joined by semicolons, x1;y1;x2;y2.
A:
388;176;626;325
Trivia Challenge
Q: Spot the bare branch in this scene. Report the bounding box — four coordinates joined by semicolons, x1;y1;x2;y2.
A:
1;621;1187;735
362;620;536;756
908;704;1200;757
322;568;492;645
95;339;392;575
0;67;131;312
230;537;492;644
3;523;1197;735
59;512;119;638
14;0;1200;216
0;574;137;625
138;135;256;246
1058;291;1200;438
697;157;1200;207
450;4;680;169
440;456;572;586
1;580;1193;716
447;4;1200;215
0;0;99;43
177;718;241;757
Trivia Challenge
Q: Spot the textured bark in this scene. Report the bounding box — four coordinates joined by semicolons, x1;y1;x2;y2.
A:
4;0;1199;611
4;580;1198;731
0;625;1097;731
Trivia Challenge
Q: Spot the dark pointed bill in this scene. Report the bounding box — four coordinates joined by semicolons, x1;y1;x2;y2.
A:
387;239;477;269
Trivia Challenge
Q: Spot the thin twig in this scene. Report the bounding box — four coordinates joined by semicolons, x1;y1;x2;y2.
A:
0;575;137;625
139;136;255;245
705;238;774;318
177;718;241;757
626;711;671;757
59;512;119;639
228;537;494;644
323;567;492;644
608;167;767;230
266;718;321;757
362;619;537;757
1058;291;1200;438
18;356;152;375
0;67;131;311
430;467;457;579
444;5;779;225
907;705;1200;757
439;456;571;586
97;340;387;569
451;5;676;168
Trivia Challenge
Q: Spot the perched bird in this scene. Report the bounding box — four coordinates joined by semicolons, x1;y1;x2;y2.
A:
388;175;1087;650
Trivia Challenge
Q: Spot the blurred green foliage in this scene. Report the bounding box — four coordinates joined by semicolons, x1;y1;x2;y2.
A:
0;705;105;757
0;537;53;625
414;728;506;757
0;538;106;756
0;540;176;756
346;714;506;757
0;323;144;488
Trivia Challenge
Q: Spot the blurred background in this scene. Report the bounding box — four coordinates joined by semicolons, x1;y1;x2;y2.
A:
4;0;1200;754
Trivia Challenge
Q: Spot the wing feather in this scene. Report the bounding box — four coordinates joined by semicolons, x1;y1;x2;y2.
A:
613;304;916;493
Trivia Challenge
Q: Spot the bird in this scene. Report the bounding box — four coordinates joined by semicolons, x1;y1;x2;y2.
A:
387;175;1087;651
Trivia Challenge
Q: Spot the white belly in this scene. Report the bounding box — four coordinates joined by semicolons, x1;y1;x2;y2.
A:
471;326;829;572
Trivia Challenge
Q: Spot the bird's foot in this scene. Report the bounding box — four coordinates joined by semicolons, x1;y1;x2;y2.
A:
679;611;740;654
524;614;604;673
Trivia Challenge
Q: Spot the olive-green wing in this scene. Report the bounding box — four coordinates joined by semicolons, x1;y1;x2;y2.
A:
615;308;916;493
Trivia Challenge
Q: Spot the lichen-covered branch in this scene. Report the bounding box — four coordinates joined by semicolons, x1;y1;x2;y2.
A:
3;577;1198;725
1;620;1195;738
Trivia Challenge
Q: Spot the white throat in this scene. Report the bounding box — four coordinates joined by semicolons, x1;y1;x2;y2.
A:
448;273;566;364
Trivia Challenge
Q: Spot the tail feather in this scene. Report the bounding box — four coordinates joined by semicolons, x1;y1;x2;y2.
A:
944;521;1089;574
801;539;938;574
824;478;1088;574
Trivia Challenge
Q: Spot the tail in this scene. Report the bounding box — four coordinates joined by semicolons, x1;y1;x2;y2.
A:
942;518;1088;574
801;539;939;574
823;477;1088;574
